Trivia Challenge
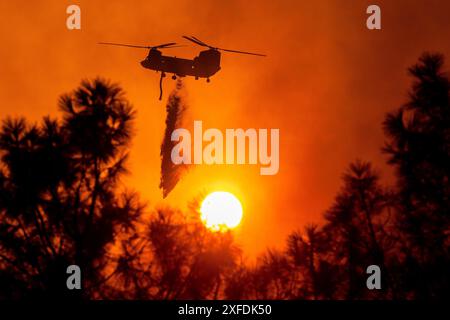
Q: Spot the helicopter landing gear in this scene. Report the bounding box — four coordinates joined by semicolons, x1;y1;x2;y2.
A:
206;78;210;83
172;75;177;80
161;72;166;78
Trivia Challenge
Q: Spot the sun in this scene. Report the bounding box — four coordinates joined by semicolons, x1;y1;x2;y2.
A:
200;191;243;232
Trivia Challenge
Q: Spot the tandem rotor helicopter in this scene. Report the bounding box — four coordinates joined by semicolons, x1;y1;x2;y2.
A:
99;36;266;100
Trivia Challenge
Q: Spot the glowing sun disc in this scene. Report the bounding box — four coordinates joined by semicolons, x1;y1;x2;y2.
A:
200;191;243;231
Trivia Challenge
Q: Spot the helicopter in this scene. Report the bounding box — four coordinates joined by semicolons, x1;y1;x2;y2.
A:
99;36;266;99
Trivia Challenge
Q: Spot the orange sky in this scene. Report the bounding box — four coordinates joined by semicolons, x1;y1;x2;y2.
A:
1;0;450;257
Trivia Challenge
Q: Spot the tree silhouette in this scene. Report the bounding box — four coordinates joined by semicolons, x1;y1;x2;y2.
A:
383;53;450;299
323;161;394;299
287;224;337;299
104;206;241;299
0;78;142;299
250;249;293;299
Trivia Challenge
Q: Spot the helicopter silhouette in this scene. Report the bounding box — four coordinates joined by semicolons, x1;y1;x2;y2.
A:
99;36;266;100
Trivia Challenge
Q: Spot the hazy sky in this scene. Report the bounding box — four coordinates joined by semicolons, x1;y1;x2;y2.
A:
1;0;450;256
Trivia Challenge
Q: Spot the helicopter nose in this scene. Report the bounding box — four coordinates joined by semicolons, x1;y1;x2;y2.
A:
140;60;149;68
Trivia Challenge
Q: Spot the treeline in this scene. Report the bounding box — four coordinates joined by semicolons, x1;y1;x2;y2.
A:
0;53;448;300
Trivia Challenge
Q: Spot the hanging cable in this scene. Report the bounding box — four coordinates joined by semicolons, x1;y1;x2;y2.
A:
159;72;164;100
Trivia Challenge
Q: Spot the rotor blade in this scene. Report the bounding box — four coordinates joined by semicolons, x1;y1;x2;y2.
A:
190;36;209;47
98;42;151;49
182;36;208;47
98;42;180;49
154;42;178;48
218;47;266;57
182;36;207;47
160;45;186;49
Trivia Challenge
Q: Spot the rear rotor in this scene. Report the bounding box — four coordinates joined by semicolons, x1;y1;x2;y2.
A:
182;35;266;57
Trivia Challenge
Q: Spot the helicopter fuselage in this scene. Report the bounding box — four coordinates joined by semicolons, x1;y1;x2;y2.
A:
140;48;221;79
